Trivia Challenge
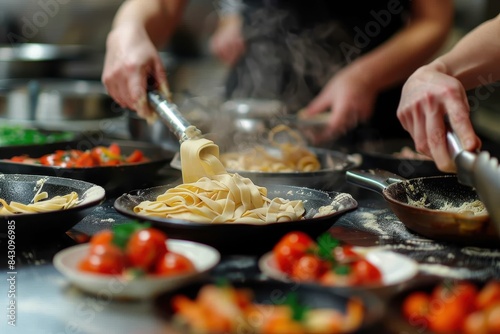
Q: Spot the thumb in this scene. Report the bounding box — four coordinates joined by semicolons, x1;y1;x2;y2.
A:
153;59;172;101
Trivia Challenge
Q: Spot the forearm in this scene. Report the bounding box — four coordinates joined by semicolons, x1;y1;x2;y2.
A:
435;14;500;90
111;0;187;47
345;0;453;92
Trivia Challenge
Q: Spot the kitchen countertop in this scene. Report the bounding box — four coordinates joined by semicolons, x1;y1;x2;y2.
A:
2;165;500;334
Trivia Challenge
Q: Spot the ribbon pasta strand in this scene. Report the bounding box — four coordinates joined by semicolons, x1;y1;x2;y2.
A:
0;192;79;215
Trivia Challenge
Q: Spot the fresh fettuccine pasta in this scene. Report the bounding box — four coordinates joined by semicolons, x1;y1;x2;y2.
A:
133;126;305;224
0;192;79;215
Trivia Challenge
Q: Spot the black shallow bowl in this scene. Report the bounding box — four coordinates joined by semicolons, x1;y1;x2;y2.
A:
155;278;385;334
114;184;358;254
0;138;175;194
0;174;105;237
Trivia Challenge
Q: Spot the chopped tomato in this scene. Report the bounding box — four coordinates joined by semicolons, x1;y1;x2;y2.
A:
108;142;121;156
8;143;148;168
125;149;144;163
75;152;94;167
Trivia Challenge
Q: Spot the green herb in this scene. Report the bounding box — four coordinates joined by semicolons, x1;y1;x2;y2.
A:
334;264;351;276
0;126;74;146
112;221;150;249
282;292;310;322
123;267;146;279
315;233;340;263
214;277;231;288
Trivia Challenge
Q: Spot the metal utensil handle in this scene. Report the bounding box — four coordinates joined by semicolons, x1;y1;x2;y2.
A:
446;130;476;186
346;169;406;194
147;90;192;142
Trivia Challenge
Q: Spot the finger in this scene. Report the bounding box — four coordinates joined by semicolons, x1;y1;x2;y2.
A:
304;91;331;116
127;68;150;118
410;105;430;157
447;96;481;152
426;105;453;172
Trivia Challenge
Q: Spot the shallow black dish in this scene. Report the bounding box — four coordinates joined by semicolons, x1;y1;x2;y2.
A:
0;174;105;237
114;184;358;254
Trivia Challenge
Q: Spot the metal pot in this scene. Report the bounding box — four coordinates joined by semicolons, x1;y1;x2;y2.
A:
0;78;122;128
0;43;88;79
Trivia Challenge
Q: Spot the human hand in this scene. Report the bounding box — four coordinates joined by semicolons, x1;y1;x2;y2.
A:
396;64;481;172
102;23;170;119
302;67;377;145
209;15;245;66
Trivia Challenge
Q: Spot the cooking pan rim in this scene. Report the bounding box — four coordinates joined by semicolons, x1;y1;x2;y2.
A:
382;174;489;221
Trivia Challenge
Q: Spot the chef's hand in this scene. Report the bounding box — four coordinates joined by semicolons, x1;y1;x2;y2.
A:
102;23;170;119
396;64;481;172
209;14;245;66
302;67;377;144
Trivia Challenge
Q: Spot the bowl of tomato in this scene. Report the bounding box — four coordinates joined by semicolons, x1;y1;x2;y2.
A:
53;222;220;299
258;231;419;296
155;278;386;334
387;279;500;333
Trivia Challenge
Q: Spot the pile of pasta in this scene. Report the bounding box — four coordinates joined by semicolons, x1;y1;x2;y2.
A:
133;126;305;224
220;125;321;172
0;186;78;215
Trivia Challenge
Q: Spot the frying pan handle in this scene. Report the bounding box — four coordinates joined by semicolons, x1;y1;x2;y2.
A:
346;169;406;194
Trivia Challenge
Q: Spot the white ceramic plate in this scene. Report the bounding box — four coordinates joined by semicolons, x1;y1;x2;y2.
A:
54;239;220;300
258;247;419;289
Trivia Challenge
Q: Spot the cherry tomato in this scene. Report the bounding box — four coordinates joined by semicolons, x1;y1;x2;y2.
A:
486;302;500;333
319;268;358;287
273;231;315;274
477;281;500;310
79;243;126;275
126;228;168;271
464;310;488;334
351;259;382;285
427;296;467;333
155;251;195;276
432;280;478;314
290;254;325;281
402;292;430;324
90;230;114;248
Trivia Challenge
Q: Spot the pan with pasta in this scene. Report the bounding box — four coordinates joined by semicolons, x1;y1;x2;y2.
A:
115;126;358;253
0;174;105;237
